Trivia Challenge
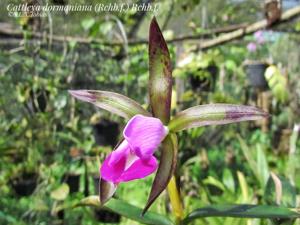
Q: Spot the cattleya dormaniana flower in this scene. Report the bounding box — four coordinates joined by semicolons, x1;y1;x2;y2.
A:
100;114;168;184
69;17;268;217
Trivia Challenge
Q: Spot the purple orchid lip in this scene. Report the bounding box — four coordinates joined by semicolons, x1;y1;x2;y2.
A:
100;114;168;184
68;90;97;103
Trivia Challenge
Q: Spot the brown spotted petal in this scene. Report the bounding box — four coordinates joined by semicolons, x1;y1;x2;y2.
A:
148;17;172;125
168;104;268;132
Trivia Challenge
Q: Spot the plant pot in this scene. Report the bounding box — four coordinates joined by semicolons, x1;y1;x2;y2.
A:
10;172;38;196
92;119;119;147
93;176;121;223
29;89;49;113
189;65;218;92
245;62;269;90
178;148;197;166
69;70;95;89
57;209;65;220
63;173;80;193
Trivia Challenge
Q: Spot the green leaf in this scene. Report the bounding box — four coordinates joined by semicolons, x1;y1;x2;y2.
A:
222;169;235;193
182;205;300;224
148;17;172;125
50;183;69;201
264;65;288;103
237;171;249;203
237;136;269;188
168;104;268;132
264;173;296;207
143;133;178;214
81;18;95;30
69;90;151;119
76;196;173;225
237;135;259;181
256;144;269;187
203;176;226;192
264;174;296;225
0;211;17;224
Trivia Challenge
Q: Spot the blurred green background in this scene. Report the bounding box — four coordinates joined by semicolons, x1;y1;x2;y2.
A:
1;0;300;224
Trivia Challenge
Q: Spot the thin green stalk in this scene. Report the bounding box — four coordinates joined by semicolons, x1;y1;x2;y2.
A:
167;175;184;224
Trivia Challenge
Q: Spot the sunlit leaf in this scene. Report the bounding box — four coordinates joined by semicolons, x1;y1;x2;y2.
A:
264;174;296;207
50;183;69;201
237;171;249;203
222;169;235;194
69;90;151;119
148;17;172;125
264;173;296;225
76;196;173;225
237;135;259;182
256;144;269;187
182;205;300;224
203;176;226;192
167;176;184;219
237;136;269;188
264;65;288;103
168;104;268;132
143;133;178;214
81;18;95;30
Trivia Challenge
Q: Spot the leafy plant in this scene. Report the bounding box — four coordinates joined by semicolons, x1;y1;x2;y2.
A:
265;65;288;104
246;31;271;61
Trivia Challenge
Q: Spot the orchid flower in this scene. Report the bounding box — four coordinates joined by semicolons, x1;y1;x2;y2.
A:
100;114;168;184
254;30;265;44
247;42;257;52
69;17;268;216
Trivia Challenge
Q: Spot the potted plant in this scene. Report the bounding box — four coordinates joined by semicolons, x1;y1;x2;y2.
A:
189;65;218;92
244;30;270;90
10;161;39;196
62;159;82;194
9;144;41;197
62;172;80;194
174;50;220;92
90;114;119;147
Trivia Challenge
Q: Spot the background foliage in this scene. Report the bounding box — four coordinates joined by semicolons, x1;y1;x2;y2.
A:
1;0;300;224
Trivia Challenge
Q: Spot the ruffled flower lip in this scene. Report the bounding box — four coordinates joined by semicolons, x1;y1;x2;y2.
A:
100;115;168;184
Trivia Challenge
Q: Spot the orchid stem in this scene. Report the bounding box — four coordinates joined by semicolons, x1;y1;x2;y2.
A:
167;175;184;224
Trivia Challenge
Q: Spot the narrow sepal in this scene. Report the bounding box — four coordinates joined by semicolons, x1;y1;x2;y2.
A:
148;17;172;124
168;104;268;132
99;178;116;205
69;90;151;119
142;133;178;215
